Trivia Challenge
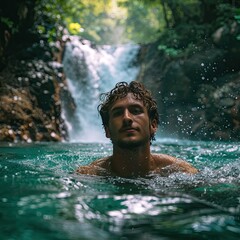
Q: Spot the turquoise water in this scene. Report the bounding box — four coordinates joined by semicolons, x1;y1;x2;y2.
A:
0;140;240;239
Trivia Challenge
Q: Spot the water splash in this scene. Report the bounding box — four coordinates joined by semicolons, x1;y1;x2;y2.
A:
1;141;240;239
62;37;139;142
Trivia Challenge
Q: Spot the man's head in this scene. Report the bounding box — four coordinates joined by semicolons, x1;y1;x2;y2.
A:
98;81;159;143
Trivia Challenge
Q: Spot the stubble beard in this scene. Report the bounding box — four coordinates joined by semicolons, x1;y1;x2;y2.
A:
112;136;149;149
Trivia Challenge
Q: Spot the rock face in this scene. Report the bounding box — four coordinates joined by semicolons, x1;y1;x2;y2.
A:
194;76;240;140
0;57;67;142
0;0;67;142
137;24;240;141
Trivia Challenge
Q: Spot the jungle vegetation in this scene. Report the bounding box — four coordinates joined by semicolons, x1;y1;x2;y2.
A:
1;0;239;47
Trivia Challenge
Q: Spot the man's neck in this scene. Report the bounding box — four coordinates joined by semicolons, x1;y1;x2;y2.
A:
110;144;153;177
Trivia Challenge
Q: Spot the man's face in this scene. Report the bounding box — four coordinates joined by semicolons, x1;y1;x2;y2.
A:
105;93;157;148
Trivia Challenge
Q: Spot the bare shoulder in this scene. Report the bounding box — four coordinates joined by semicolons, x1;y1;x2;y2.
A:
152;154;198;175
76;157;111;176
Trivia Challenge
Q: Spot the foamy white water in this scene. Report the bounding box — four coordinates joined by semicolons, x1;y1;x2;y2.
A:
62;37;139;142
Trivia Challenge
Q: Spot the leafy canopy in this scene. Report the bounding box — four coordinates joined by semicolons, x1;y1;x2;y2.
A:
34;0;164;44
3;0;238;46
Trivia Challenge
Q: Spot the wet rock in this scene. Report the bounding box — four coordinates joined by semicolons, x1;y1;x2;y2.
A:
191;75;240;140
0;56;67;142
219;98;235;107
0;126;16;142
0;1;71;142
137;29;240;141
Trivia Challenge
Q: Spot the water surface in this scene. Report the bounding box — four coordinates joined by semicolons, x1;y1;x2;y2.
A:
0;140;240;239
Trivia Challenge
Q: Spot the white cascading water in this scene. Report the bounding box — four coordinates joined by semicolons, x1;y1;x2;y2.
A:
62;36;140;142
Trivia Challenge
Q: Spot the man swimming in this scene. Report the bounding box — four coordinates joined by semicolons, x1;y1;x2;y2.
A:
76;81;198;177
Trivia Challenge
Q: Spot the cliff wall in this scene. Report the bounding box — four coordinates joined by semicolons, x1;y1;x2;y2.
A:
137;23;240;141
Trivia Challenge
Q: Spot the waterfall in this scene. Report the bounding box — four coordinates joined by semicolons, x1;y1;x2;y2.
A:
62;37;140;142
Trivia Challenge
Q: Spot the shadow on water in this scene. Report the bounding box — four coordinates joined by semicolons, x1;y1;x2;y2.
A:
0;140;240;239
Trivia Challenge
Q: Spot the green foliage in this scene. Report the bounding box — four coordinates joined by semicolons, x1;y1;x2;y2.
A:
9;0;240;46
216;3;237;25
120;0;164;43
157;44;182;57
215;3;240;42
76;0;162;44
0;17;18;33
68;22;83;35
32;0;166;44
155;1;240;59
156;22;210;59
234;10;240;41
34;0;85;43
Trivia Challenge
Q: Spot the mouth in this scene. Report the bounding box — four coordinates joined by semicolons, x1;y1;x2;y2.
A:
120;127;138;133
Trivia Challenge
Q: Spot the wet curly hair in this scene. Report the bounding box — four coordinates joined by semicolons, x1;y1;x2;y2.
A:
98;81;159;142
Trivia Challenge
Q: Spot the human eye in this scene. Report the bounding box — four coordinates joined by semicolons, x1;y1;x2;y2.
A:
111;108;123;117
131;106;143;115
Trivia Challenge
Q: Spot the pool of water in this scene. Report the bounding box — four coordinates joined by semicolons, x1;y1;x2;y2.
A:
0;140;240;239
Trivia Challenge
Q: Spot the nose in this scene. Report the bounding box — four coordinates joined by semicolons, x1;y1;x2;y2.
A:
123;109;133;125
